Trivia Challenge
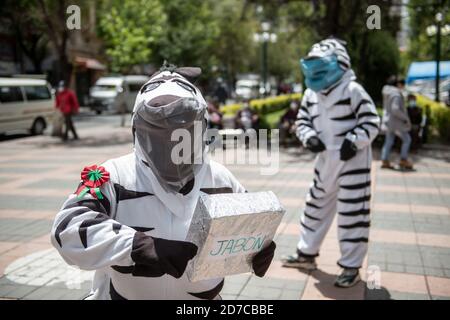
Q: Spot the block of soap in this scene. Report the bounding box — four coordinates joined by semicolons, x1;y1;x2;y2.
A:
186;191;285;282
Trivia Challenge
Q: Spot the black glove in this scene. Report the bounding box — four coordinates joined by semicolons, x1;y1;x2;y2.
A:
252;241;276;277
131;232;198;278
305;136;326;153
340;139;358;161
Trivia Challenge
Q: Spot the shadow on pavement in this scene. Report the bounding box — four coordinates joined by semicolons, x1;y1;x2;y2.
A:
0;133;31;142
296;268;386;300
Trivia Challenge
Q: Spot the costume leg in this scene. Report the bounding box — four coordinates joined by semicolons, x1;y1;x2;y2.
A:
297;151;341;256
336;148;372;269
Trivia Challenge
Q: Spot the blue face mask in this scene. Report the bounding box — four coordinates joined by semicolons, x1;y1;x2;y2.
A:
300;55;345;92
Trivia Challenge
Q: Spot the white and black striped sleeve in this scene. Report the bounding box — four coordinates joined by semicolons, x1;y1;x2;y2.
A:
346;84;380;149
296;92;318;145
50;163;136;270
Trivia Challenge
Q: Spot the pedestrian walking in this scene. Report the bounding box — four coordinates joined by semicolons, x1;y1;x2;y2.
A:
380;76;413;170
55;81;79;141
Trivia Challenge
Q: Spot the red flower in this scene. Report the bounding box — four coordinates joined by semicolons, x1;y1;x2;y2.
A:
76;165;110;200
80;165;110;188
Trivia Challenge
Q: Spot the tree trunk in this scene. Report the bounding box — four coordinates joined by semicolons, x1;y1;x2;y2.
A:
37;0;71;82
323;0;341;37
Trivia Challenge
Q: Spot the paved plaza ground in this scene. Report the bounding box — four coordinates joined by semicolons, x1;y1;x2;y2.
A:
1;116;450;300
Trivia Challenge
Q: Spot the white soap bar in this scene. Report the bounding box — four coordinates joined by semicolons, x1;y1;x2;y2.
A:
186;191;285;282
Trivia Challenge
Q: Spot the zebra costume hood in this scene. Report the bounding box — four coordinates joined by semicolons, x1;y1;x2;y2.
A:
301;38;352;93
306;38;351;71
132;64;209;195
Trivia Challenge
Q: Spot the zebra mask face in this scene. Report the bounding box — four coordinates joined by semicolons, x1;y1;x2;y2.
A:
300;38;351;93
132;66;208;194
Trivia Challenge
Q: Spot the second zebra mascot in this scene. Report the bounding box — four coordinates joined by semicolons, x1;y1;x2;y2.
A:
282;38;380;287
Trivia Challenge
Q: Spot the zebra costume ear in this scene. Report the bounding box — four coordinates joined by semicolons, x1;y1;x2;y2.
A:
174;67;202;82
149;63;202;82
307;38;351;71
327;36;347;47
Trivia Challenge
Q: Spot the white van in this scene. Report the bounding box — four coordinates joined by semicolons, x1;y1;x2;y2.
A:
89;75;149;114
0;78;54;135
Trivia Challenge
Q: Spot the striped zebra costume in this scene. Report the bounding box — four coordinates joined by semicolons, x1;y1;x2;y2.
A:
50;65;276;299
295;39;380;269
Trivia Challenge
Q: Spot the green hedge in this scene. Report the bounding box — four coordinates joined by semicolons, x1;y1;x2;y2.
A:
416;95;450;143
220;93;302;116
221;93;450;143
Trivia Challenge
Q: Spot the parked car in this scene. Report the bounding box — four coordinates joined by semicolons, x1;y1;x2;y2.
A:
235;79;261;100
89;75;149;114
0;77;54;135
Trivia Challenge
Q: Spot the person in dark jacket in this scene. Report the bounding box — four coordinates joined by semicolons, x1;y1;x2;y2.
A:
279;101;299;147
406;94;422;150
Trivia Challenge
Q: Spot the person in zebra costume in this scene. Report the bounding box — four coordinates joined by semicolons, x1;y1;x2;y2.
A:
281;38;380;288
50;64;276;300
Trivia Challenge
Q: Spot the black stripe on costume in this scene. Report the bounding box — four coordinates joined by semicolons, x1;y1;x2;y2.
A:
300;106;309;114
358;121;379;130
338;61;350;70
357;112;379;119
356;124;370;138
339;221;371;229
340;237;369;243
54;207;91;247
314;168;322;182
306;101;317;107
330;113;356;121
309;189;320;200
301;221;315;232
339;208;370;216
79;213;110;248
188;280;224;300
334;98;351;106
63;199;109;215
305;201;322;209
335;129;352;137
340;181;371;190
310;114;319;121
110;280;127;300
112;223;122;234
338;195;371;204
113;184;153;203
298;122;314;129
339;168;370;177
354;99;372;114
129;226;155;232
200;187;233;194
313;179;325;192
304;212;321;221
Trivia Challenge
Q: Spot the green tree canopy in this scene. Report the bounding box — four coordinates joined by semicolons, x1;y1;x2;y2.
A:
98;0;166;73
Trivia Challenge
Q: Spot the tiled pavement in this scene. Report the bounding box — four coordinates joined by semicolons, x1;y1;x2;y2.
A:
1;120;450;300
